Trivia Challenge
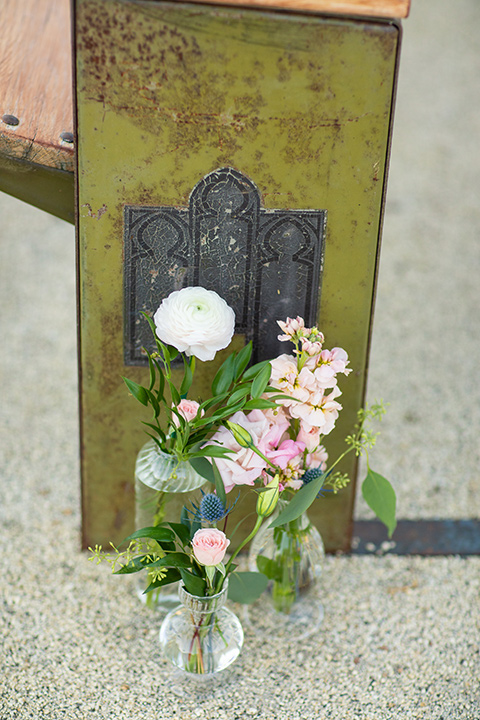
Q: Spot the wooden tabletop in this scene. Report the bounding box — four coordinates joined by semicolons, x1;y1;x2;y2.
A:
0;0;74;172
0;0;409;173
184;1;410;18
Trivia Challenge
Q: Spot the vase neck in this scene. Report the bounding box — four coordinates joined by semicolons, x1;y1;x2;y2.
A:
179;583;228;616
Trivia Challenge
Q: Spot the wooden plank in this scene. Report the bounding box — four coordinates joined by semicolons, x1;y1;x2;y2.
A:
177;0;411;19
0;0;408;177
0;0;74;172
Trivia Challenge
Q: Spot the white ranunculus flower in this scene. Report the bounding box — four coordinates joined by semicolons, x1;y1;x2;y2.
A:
153;287;235;362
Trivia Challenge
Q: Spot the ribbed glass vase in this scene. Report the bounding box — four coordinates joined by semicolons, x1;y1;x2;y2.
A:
135;440;206;611
159;582;244;675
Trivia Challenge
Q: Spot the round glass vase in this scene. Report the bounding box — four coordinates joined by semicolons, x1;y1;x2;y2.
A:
247;499;325;639
135;439;206;612
159;582;244;676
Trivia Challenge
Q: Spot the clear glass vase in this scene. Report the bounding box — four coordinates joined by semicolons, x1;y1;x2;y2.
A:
135;440;206;612
247;499;325;638
159;582;244;675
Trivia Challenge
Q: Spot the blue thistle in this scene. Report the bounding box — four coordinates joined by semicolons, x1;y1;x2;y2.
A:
302;467;334;498
302;467;325;485
187;490;239;524
199;493;226;522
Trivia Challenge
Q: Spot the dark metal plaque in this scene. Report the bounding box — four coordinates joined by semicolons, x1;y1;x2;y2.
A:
124;167;326;365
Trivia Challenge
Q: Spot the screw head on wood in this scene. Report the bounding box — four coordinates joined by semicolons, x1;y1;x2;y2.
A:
60;131;74;143
2;114;19;126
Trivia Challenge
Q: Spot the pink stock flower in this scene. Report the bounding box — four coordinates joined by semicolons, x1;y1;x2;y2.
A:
270;354;316;406
297;423;322;452
289;385;343;434
317;347;352;377
306;445;329;471
172;399;204;427
277;316;305;341
300;337;324;356
192;528;230;566
266;439;305;470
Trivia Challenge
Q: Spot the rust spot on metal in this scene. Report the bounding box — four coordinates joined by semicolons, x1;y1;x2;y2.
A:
82;202;107;219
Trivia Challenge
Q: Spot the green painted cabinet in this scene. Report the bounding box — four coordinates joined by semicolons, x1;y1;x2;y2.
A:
75;0;401;551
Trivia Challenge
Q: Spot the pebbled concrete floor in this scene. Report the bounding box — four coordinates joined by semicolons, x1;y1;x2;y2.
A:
1;1;479;718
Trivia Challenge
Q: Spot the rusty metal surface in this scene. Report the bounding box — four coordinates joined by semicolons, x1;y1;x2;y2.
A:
352;520;480;556
75;0;400;551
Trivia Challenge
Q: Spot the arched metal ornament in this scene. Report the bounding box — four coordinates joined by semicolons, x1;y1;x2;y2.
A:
124;167;325;365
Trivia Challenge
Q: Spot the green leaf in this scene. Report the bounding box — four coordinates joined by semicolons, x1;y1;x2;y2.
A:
122;377;149;406
227;571;269;604
234;342;253;379
153;361;165;403
145;389;161;418
141;422;166;445
189;456;216;483
226;384;251;406
180;506;191;533
212;353;236;396
242;359;270;382
268;472;326;528
146;351;156;392
166;345;179;362
242;398;279;411
114;556;149;575
121;526;176;545
180;359;194;397
167;378;181;406
256;555;282;582
190;444;233;459
144;568;182;592
211;458;227;506
147;552;192;569
198;394;229;414
361;469;397;538
179;569;207;596
251;362;272;399
168;522;191;547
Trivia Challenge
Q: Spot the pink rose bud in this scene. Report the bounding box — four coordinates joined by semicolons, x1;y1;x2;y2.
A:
172;399;204;427
191;528;230;566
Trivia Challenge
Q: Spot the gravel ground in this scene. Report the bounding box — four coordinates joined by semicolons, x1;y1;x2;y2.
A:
1;1;480;718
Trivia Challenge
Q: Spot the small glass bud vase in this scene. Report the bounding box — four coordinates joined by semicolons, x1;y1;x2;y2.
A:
247;499;325;639
159;582;244;675
135;440;206;611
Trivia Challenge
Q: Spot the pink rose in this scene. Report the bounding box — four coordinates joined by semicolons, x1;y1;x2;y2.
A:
192;528;230;566
204;410;271;493
172;399;203;427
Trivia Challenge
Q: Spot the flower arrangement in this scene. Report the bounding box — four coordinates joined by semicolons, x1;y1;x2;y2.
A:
90;286;396;673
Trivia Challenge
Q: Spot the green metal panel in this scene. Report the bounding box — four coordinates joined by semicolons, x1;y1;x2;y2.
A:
0;153;74;224
75;0;399;551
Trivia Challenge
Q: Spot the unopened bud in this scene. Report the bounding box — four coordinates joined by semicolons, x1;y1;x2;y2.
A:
225;421;254;449
256;475;280;518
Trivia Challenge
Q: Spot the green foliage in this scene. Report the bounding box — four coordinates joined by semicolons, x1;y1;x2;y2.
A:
362;469;397;538
227;571;269;604
179;568;207;596
255;555;282;583
268;471;326;528
123;315;282;465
